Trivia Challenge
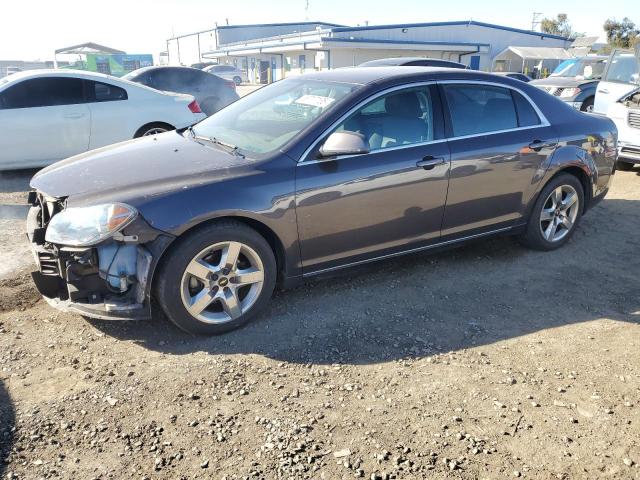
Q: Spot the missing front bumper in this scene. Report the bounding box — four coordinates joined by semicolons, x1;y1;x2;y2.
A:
27;193;172;321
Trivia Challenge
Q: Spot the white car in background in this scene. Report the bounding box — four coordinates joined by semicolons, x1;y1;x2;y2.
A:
593;49;640;114
601;48;640;171
0;70;206;170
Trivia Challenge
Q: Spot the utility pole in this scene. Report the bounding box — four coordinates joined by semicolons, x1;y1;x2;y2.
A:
531;12;543;32
305;0;309;21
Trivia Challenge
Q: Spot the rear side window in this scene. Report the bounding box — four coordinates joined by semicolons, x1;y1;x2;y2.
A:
443;84;518;137
86;80;128;102
512;91;541;127
0;77;84;109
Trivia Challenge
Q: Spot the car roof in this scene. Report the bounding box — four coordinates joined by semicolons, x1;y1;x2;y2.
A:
298;66;507;86
360;57;464;67
1;69;125;83
127;65;200;74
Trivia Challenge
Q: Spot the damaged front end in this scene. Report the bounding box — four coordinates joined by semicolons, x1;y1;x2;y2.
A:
26;192;172;320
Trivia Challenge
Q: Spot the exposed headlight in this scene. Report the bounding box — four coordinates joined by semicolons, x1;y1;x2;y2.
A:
45;203;137;246
560;87;581;98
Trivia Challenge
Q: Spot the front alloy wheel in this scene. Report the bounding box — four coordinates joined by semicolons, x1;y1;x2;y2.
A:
155;221;277;335
180;241;265;324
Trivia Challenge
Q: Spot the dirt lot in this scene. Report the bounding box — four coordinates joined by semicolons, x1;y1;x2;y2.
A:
1;168;639;480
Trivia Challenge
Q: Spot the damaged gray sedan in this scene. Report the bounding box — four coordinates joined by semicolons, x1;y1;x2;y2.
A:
27;67;617;335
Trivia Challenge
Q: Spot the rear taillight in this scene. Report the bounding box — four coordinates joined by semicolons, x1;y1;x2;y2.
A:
188;100;202;114
224;80;236;89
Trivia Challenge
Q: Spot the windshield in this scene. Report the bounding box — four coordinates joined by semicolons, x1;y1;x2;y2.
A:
191;78;360;156
551;58;607;79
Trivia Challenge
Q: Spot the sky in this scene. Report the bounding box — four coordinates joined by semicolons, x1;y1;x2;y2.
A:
0;0;637;60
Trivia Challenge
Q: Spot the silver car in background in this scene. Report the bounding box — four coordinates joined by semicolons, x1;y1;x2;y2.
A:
203;64;248;85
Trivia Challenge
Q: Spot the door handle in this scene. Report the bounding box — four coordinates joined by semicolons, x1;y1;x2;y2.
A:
528;140;558;151
416;156;446;170
597;88;609;94
63;113;85;119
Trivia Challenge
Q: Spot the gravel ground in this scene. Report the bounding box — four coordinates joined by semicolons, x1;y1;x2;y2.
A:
1;167;639;480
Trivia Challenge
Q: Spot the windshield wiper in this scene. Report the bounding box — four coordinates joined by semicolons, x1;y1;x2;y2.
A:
189;129;246;159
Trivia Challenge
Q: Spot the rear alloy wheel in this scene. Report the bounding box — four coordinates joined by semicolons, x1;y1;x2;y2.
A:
538;185;580;243
134;123;174;138
519;173;584;251
155;221;276;334
141;127;169;136
233;76;242;85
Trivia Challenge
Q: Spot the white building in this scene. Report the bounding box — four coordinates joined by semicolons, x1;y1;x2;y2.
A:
202;20;572;83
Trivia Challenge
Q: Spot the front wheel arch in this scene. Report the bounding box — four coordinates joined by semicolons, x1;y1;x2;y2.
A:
149;215;287;300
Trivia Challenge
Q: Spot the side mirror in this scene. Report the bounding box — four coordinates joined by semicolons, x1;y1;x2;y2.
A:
319;131;370;158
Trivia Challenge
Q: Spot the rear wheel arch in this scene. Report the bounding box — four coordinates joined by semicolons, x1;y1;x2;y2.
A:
553;166;592;210
134;122;175;138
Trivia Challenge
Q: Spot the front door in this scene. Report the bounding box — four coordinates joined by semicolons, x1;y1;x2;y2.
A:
439;82;558;237
296;84;451;274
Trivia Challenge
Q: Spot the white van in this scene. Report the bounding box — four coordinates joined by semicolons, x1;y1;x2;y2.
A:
593;49;640;114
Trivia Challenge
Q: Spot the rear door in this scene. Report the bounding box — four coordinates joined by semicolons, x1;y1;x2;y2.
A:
0;76;90;168
594;50;640;113
83;79;132;149
439;81;557;238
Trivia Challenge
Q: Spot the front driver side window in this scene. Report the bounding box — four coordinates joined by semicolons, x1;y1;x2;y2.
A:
332;86;435;152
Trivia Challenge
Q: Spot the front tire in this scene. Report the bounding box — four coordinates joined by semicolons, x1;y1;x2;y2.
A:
580;97;594;113
155;221;277;335
617;160;635;171
519;173;584;251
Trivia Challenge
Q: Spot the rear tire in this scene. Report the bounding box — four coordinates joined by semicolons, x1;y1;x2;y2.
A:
155;220;277;335
617;160;635;171
134;122;174;138
233;76;242;85
519;173;584;251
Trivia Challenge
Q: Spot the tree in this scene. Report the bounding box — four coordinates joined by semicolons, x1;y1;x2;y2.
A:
540;13;580;39
603;17;639;48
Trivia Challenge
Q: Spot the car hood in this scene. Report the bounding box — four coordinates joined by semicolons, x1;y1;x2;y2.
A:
530;77;597;88
31;131;259;207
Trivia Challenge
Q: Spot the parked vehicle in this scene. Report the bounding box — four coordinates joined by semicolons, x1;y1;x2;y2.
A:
0;70;205;170
203;64;248;85
123;66;239;116
607;86;640;171
28;67;618;335
594;49;640;114
492;72;531;82
359;57;468;69
191;62;218;70
5;66;22;76
530;56;608;112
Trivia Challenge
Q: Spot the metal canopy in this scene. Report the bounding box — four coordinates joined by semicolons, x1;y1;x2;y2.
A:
54;42;125;55
497;46;572;61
